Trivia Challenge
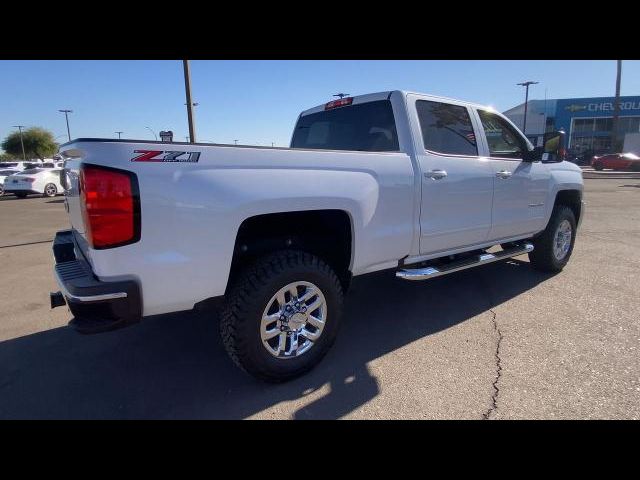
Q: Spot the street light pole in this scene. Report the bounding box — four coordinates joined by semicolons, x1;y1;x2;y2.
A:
115;131;123;139
517;81;539;135
58;109;73;141
12;125;27;161
145;126;158;141
183;60;197;143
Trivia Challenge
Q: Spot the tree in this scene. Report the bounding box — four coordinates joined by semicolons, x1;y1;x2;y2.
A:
1;127;58;160
0;151;18;161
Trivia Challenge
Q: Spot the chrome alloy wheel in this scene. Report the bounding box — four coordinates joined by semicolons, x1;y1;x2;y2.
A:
553;219;572;261
260;281;327;359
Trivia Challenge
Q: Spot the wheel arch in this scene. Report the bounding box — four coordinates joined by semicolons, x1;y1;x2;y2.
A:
227;209;355;293
553;188;582;225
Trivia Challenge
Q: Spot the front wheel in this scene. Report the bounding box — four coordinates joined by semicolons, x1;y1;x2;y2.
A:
220;250;344;382
593;162;604;171
528;205;576;273
43;183;57;197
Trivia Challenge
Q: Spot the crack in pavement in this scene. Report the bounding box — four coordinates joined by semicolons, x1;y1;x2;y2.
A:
0;239;53;249
482;308;503;420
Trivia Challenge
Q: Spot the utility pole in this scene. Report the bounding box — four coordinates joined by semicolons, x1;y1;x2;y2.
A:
115;131;123;139
234;139;238;145
183;60;197;143
611;60;622;152
12;125;27;161
517;81;539;135
58;109;73;141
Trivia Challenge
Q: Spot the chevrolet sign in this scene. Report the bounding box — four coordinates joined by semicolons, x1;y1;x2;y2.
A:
565;101;640;113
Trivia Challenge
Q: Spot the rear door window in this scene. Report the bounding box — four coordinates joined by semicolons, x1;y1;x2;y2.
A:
291;100;399;152
416;100;478;156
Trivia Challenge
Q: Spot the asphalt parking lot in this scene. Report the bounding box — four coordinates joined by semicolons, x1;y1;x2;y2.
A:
0;180;638;419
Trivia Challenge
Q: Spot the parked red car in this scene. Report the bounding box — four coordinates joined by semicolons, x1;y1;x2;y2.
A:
591;153;640;171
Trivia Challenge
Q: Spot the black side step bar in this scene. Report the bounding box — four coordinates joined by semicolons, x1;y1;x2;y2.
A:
396;243;534;281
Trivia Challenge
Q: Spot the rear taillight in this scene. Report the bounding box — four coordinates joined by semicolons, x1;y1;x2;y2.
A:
24;178;35;183
79;164;140;249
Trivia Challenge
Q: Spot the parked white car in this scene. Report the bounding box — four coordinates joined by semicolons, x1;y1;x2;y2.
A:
0;160;43;171
3;168;63;198
0;168;21;195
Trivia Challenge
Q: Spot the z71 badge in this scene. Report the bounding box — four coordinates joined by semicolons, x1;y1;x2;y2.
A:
131;150;201;163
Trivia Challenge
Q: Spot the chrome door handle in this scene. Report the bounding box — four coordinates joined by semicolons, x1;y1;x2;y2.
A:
496;170;512;179
424;169;448;180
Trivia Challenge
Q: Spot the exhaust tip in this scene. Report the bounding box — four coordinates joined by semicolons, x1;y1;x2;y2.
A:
50;291;66;309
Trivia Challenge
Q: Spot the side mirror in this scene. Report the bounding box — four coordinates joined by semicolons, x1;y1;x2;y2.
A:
542;130;566;162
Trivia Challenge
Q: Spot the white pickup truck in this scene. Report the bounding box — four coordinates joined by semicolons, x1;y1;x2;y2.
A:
51;90;584;382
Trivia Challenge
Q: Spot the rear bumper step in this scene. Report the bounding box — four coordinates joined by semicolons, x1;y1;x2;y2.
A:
51;230;142;334
396;243;534;281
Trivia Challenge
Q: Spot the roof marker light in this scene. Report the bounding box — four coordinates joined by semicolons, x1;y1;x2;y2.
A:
324;97;353;110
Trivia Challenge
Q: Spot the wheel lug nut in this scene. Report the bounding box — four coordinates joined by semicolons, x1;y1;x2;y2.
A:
280;315;286;321
285;305;292;312
295;302;300;308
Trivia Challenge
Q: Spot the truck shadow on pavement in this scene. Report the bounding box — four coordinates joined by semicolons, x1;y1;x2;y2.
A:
0;259;552;419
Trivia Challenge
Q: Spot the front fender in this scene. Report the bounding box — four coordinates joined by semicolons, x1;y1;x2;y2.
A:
543;162;584;227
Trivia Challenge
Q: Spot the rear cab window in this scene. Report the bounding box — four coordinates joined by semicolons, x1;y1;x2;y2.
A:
291;100;399;152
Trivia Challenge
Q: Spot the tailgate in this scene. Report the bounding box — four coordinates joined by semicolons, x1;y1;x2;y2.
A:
60;155;86;238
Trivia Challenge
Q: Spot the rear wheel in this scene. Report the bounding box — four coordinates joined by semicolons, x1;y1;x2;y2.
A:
43;183;57;197
220;250;344;382
593;161;604;171
0;185;4;196
528;205;576;273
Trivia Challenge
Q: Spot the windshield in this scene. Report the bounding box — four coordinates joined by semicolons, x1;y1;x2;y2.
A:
20;168;42;175
291;100;399;152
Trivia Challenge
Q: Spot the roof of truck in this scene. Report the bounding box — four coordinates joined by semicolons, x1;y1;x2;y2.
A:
299;90;493;117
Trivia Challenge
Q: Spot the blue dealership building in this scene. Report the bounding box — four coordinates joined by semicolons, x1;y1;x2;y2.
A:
504;95;640;157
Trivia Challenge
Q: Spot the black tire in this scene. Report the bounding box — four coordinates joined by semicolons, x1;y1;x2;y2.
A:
528;205;576;273
593;162;604;171
15;192;28;198
43;183;57;197
220;250;344;382
0;185;4;196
